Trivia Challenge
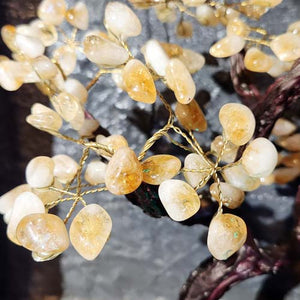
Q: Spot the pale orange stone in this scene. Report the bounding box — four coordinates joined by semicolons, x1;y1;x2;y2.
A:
175;99;207;132
209;35;245;58
53;45;77;76
178;49;205;74
281;152;300;168
16;213;69;254
176;21;193;38
30;19;58;47
219;103;255;146
84;161;107;185
96;134;128;158
207;213;247;260
160;42;183;57
69;204;112;260
165;58;196;104
123;59;156;104
211;135;238;163
105;147;143;195
32;179;63;205
239;4;268;19
66;2;89;30
271;118;296;137
210;182;244;209
52;154;79;184
248;0;282;7
158;179;200;221
244;47;274;72
288;21;300;35
1;25;17;52
155;5;177;23
226;18;250;37
273;167;300;184
141;155;181;185
277;134;300;152
38;0;66;26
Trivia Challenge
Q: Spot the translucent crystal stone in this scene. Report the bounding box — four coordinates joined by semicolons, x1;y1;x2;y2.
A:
123;59;156;104
7;192;45;245
175;99;207;132
38;0;67;26
84;161;107;185
155;5;177;23
30;19;58;47
244;47;274;72
111;72;126;90
239;4;268;19
64;78;88;105
273;167;300;184
166;58;196;104
78;118;99;137
184;153;211;188
32;251;60;262
281;152;300;168
32;179;63;205
270;33;300;62
158;179;200;221
27;103;63;132
196;4;219;26
83;35;129;67
1;25;17;52
96;134;128;158
210;35;245;58
219;103;255;146
26;156;54;188
15;33;45;58
66;2;89;30
277;134;300;152
260;174;275;186
226;18;250;38
210;182;244;209
104;2;142;40
160;42;183;58
32;56;58;79
176;21;193;38
248;0;282;7
222;163;260;191
207;213;247;260
53;45;77;76
183;0;206;7
215;6;240;25
69;204;112;261
142;39;170;77
52;154;79;184
267;57;293;77
105;147;143;195
0;60;23;91
141;155;181;185
271;118;296;137
288;21;300;35
16;213;69;254
0;184;31;223
51;92;81;122
178;49;205;74
211;135;238;163
69;106;85;131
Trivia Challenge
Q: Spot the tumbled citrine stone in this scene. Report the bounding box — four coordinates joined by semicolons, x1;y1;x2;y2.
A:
158;179;200;221
30;19;58;47
83;35;129;67
210;182;244;209
288;21;300;35
165;58;196;104
273;167;300;184
1;25;17;52
211;135;238;163
270;33;300;62
17;213;69;254
248;0;282;7
53;45;77;76
281;152;300;168
141;155;181;185
96;134;128;158
84;160;107;185
271;118;296;137
226;18;250;38
32;179;63;205
155;5;177;23
52;154;79;184
277;134;300;152
222;163;260;191
244;47;274;72
184;153;211;188
69;204;112;261
105;147;143;195
66;2;89;30
219;103;255;146
7;192;45;245
160;42;183;57
123;59;156;104
209;35;245;58
175;99;207;132
38;0;66;26
178;49;205;74
176;21;193;38
207;213;247;260
196;4;219;26
242;138;278;178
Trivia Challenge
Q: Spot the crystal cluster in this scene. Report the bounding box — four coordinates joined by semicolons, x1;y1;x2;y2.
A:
0;0;290;263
